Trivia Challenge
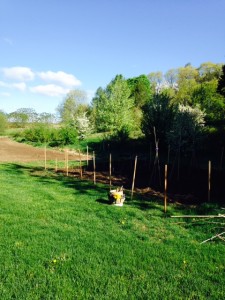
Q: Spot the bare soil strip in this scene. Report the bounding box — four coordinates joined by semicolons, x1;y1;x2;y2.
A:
0;137;81;162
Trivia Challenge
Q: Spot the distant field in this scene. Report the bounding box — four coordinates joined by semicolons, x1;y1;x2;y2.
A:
0;162;225;299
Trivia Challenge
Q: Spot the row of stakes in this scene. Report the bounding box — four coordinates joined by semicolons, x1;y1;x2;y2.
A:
44;146;213;213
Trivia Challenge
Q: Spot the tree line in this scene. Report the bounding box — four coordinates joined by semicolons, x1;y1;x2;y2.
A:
1;61;225;152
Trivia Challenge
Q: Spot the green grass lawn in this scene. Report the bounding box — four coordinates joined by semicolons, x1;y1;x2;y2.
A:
0;163;225;299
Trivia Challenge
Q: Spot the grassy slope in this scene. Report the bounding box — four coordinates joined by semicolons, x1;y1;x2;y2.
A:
0;163;225;299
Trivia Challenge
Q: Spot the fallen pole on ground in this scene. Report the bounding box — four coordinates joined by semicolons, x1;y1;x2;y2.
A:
171;214;225;218
201;231;225;244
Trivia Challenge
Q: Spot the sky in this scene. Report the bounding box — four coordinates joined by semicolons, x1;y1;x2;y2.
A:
1;0;225;114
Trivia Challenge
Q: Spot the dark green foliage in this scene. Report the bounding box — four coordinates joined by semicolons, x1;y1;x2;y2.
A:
127;74;152;107
217;65;225;97
141;93;175;145
111;125;130;142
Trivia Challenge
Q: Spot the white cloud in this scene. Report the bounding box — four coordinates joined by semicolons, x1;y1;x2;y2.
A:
12;82;26;91
1;66;83;99
2;67;35;81
38;71;81;87
0;81;9;87
0;80;26;91
30;84;69;97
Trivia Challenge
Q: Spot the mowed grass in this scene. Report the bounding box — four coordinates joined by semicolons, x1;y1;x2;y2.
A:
0;164;225;299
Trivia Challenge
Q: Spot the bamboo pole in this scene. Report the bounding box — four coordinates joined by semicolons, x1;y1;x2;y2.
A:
93;151;96;184
171;215;225;218
109;153;112;189
44;145;47;170
79;149;83;179
208;160;211;202
164;164;168;213
131;156;138;200
201;231;225;244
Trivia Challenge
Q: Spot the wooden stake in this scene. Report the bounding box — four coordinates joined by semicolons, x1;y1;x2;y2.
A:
109;153;112;189
208;160;211;202
164;164;168;213
79;149;82;179
93;151;96;184
131;156;138;199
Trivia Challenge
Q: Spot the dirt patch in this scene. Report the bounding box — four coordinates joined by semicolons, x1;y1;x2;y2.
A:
0;137;83;162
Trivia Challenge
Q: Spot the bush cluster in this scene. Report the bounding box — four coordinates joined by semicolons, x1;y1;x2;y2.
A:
16;124;78;146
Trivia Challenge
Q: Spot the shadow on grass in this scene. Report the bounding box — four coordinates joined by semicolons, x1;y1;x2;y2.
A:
1;163;165;212
1;163;109;199
96;198;110;205
3;163;214;215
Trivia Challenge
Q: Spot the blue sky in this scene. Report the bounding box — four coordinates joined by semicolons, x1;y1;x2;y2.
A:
1;0;225;114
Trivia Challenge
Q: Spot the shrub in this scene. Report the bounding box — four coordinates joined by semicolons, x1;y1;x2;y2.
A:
58;125;78;145
0;111;8;135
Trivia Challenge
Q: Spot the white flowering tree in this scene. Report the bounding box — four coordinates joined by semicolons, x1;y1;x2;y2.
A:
168;104;205;153
76;113;92;140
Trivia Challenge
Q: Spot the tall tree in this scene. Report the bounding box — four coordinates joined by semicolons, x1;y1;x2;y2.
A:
217;65;225;97
192;79;225;124
164;68;178;87
127;75;152;107
127;75;152;134
141;92;175;144
197;62;223;83
173;65;199;105
147;71;163;93
8;108;38;127
57;90;88;125
168;104;205;154
92;75;134;137
38;113;56;124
